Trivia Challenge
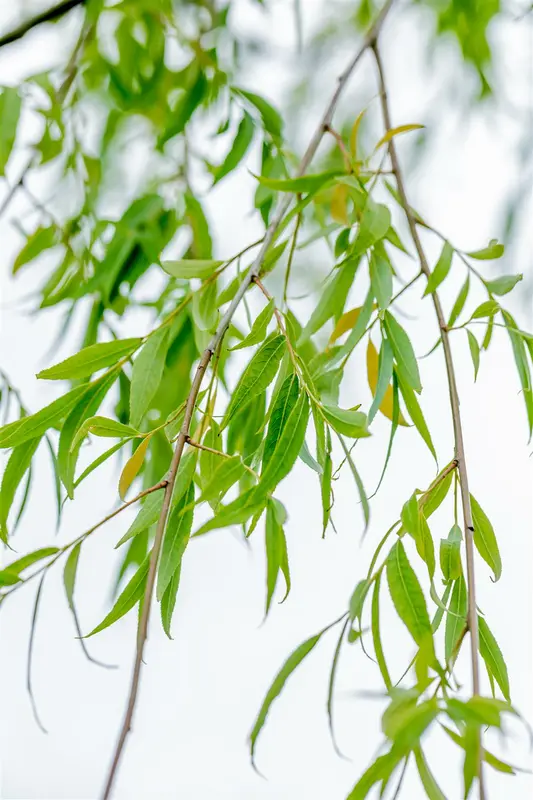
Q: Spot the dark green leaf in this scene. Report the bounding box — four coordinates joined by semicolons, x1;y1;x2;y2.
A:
199;455;246;505
235;88;283;142
86;554;150;637
263;373;299;471
37;339;141;381
300;259;359;340
259;393;310;494
157;483;194;600
321;453;332;536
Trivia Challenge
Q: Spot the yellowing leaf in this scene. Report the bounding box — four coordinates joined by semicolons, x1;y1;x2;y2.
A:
330;183;349;225
367;340;408;426
349;109;366;158
118;436;151;500
375;124;424;151
329;307;362;346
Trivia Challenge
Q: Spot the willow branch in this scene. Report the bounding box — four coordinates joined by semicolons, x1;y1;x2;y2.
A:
371;41;485;798
0;0;86;49
101;2;396;797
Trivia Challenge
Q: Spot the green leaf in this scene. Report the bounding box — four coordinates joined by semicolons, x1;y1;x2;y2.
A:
470;300;499;320
382;697;439;750
213;111;255;183
160;563;182;639
467;330;480;380
338;436;370;529
300;259;359;340
440;525;462;582
13;226;58;274
470;494;501;581
264;498;291;616
502;310;533;437
331;289;374;365
259;393;310;494
254;170;341;194
222;334;285;429
368;338;394;424
299;439;323;474
194;486;266;536
467;240;504;260
441;724;517;776
4;547;59;576
63;542;82;611
0;86;21;176
396;370;436;460
448;275;470;328
349;579;370;623
0;384;87;449
369;248;393;310
262;373;299;471
129;329;169;427
478;616;510;701
199;455;246;505
230;300;274;350
419;467;454;519
72;416;141;451
37;339;141;381
86;554;150;637
346;748;403;799
157;483;194;600
445;576;467;664
322;404;369;438
424;241;453;296
483;274;522;296
235;88;283;142
0;436;41;539
74;440;127;489
352;200;391;256
384;311;422;393
414;747;446;800
372;572;392;690
161;259;223;279
386;540;434;654
192;278;218;331
320;453;332;536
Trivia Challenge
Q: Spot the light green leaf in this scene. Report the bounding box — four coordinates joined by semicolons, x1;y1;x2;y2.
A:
300;259;359;340
129;329;169;427
440;525;462;582
385;311;422;393
231;300;274;350
470;494;501;581
74;441;127;489
4;547;59;576
157;483;194;600
441;724;517;775
349;579;370;623
194;486;266;536
0;385;87;449
346;748;403;799
262;373;299;471
368;338;394;424
386;540;434;654
396;370;436;460
372;572;392;690
213;112;255;183
13;226;58;274
160;563;181;639
467;330;480;380
370;248;393;310
199;455;246;505
424;241;453;296
338;436;370;529
37;339;141;381
419;467;454;519
478;616;510;701
222;335;285;429
0;86;21;176
445;575;467;664
264;498;291;616
502;310;533;437
414;747;446;800
63;542;82;611
352;200;391;256
321;453;332;536
192;278;218;331
0;436;40;539
467;240;504;260
470;300;499;320
299;439;323;474
322;404;369;438
259;393;310;494
484;274;522;296
253;170;341;194
448;275;470;328
235;88;283;142
71;416;141;451
161;259;223;279
86;554;150;637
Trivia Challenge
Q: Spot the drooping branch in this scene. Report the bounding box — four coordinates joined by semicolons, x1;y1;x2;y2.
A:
371;41;486;798
100;2;397;797
0;0;86;49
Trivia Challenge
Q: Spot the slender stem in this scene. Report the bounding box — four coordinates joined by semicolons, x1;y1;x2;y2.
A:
186;438;257;479
325;124;353;172
372;41;485;798
0;0;86;49
101;3;397;796
283;209;302;305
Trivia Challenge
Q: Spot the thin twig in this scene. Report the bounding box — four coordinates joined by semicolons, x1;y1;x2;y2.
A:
27;574;47;733
101;3;397;797
0;0;86;49
325;124;353;172
372;41;485;799
283;208;302;306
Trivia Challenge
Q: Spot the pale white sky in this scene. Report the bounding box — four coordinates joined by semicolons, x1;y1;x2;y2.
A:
0;2;532;799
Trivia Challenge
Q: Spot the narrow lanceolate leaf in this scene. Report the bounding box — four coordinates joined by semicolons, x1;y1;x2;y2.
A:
234;88;283;142
194;486;266;536
86;555;150;637
470;494;501;581
321;453;332;536
467;330;481;380
74;441;128;489
339;437;370;530
502;309;533;438
424;240;453;296
71;416;141;451
249;622;334;766
414;747;446;800
262;372;299;471
264;499;290;616
161;259;223;279
221;335;285;429
63;542;82;611
396;370;436;460
0;436;41;539
129;329;169;427
441;724;517;775
372;572;392;690
484;274;522;296
352;201;391;256
419;467;454;519
213;111;254;183
0;385;87;449
384;311;422;393
259;393;310;494
118;437;151;500
375;123;424;150
13;226;57;274
386;540;434;655
157;483;194;600
37;339;141;381
369;248;393;310
470;300;499;320
466;240;504;260
367;338;400;425
448;275;470;328
4;547;59;576
346;748;403;799
231;300;274;350
199;455;246;505
440;525;462;582
445;576;467;664
0;86;21;176
478;616;510;701
254;170;341;194
300;259;359;340
322;405;369;439
160;563;182;639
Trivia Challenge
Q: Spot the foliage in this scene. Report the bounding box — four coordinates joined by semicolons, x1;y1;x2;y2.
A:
0;1;530;799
